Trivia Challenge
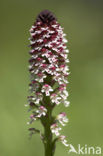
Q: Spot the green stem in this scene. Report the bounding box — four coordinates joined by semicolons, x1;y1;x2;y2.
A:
44;124;53;156
41;97;55;156
44;100;54;156
41;76;56;156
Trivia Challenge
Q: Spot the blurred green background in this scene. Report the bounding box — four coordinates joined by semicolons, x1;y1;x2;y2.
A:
0;0;103;156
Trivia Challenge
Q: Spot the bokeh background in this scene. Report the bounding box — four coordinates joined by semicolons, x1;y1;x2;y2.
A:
0;0;103;156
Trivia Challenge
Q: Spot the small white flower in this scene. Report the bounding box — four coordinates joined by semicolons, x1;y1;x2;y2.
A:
34;92;43;104
57;112;68;126
36;106;47;117
41;27;48;31
31;30;42;36
59;135;69;147
35;46;42;51
35;73;47;82
60;90;68;100
64;101;70;107
58;85;69;100
30;114;37;120
62;74;69;84
50;93;61;105
30;40;37;44
50;123;61;136
63;33;66;37
29;83;39;93
48;30;55;34
63;38;68;43
45;42;52;48
29;26;36;32
43;33;50;38
45;64;57;75
52;24;58;28
65;49;69;53
53;74;62;84
66;59;70;63
27;114;37;125
31;54;39;59
27;96;35;102
39;63;48;73
35;58;45;67
41;84;53;96
41;51;49;57
58;65;69;73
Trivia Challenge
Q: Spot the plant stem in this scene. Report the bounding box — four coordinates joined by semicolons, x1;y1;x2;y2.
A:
44;99;53;156
44;124;53;156
41;75;56;156
42;95;55;156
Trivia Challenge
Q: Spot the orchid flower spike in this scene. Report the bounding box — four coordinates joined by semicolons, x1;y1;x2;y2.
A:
26;10;70;156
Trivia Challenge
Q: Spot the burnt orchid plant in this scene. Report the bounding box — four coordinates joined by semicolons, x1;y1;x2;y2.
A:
26;10;70;156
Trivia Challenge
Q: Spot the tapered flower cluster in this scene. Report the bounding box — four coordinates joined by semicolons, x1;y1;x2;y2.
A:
26;10;70;153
